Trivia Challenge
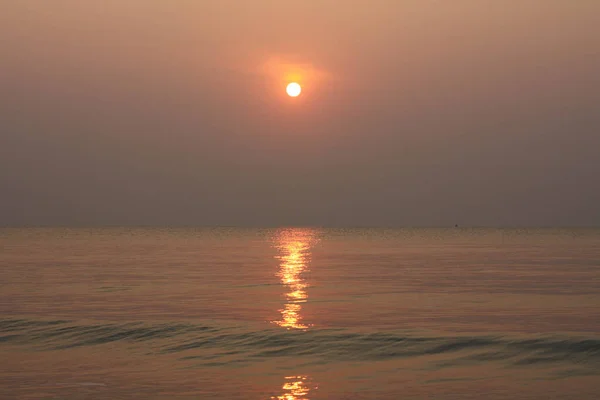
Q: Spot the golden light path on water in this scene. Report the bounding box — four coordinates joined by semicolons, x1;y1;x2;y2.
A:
271;229;319;399
272;376;313;400
272;228;318;330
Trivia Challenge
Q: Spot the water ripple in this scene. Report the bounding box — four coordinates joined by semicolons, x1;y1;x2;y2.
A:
1;318;599;370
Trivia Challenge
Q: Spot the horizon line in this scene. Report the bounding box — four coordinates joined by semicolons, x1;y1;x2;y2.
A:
1;225;599;229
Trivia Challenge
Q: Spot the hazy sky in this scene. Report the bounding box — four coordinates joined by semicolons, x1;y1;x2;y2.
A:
2;1;599;226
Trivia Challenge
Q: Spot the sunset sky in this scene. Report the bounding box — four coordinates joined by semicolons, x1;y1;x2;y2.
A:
2;1;599;226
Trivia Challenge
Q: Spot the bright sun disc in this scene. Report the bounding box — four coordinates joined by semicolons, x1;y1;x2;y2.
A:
286;82;302;97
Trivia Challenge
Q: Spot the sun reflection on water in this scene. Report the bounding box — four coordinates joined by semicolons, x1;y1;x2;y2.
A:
272;229;318;330
271;375;313;400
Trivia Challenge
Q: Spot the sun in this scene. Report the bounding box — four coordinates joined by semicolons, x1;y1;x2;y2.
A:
286;82;302;97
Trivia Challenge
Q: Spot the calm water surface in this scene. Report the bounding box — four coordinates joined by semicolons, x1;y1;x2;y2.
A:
1;228;599;399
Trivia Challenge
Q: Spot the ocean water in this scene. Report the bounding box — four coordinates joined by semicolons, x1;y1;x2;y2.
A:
1;227;599;399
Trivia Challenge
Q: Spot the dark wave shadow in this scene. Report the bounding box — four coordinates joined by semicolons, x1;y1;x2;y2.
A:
2;318;599;371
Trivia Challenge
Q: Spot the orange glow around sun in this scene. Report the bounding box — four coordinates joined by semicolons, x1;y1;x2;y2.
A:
259;56;330;101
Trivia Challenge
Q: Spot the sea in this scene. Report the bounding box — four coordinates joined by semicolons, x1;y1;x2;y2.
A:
1;227;599;399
